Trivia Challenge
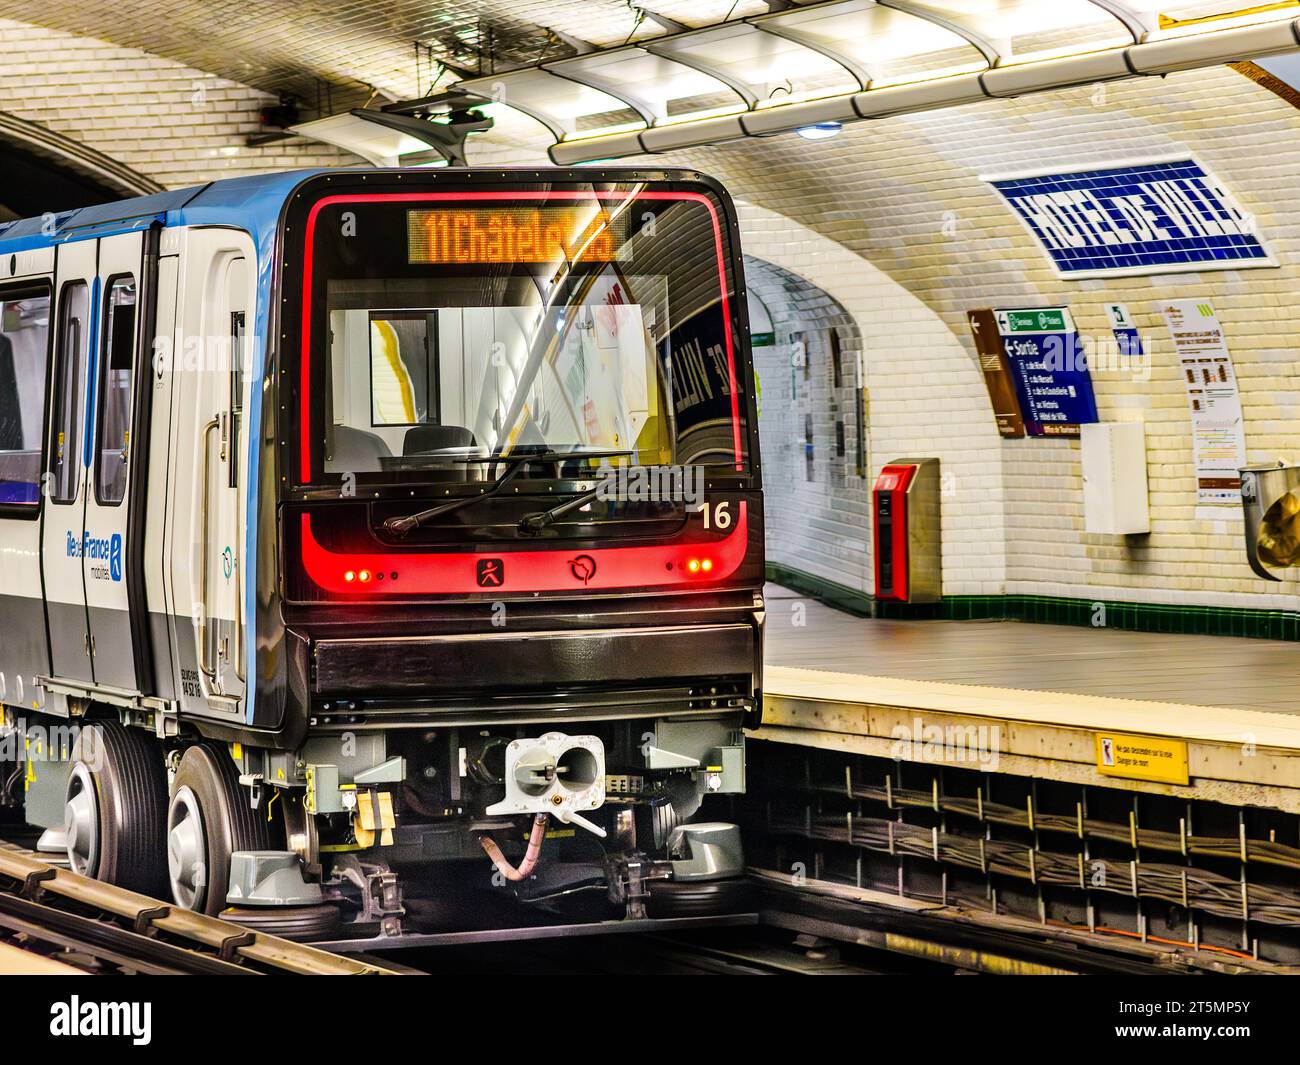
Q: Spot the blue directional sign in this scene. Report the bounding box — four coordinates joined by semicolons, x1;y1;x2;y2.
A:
987;159;1271;278
995;308;1098;437
1105;302;1144;366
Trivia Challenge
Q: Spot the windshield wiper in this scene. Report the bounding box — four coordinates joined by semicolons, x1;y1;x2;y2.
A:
518;485;603;534
516;449;636;533
383;461;527;538
483;445;633;463
381;449;632;538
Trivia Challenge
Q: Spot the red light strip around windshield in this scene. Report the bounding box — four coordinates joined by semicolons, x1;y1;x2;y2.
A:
299;503;747;596
298;190;744;483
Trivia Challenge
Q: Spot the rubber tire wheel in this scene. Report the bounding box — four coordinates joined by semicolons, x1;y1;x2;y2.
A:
170;743;272;915
220;904;343;942
644;877;757;919
66;721;168;896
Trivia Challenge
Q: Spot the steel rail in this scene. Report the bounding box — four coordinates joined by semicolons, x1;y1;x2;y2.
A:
0;842;397;975
747;868;1300;975
0;891;248;975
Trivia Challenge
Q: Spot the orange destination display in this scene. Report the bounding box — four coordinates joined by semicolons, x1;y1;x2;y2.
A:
407;206;627;264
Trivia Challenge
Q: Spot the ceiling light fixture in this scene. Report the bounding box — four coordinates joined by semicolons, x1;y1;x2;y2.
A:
795;121;843;140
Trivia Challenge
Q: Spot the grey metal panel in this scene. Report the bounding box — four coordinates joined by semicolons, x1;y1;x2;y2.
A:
313;623;757;694
148;610;177;700
44;597;92;684
0;592;51;692
23;747;72;830
85;603;136;689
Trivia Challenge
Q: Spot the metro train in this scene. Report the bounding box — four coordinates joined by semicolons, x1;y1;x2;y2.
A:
0;166;764;937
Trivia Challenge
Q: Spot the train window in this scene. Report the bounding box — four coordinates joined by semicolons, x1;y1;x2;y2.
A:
0;285;51;510
323;288;669;474
296;186;751;488
230;310;244;489
94;275;137;506
368;311;438;427
49;281;89;506
230;311;245;413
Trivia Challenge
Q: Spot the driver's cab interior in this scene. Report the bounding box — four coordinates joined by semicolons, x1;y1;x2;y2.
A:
322;273;671;482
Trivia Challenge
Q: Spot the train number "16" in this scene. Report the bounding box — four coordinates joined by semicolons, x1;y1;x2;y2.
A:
701;501;733;530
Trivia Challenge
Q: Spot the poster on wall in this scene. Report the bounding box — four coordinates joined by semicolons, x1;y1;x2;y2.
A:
983;158;1273;279
1161;299;1247;505
994;307;1099;437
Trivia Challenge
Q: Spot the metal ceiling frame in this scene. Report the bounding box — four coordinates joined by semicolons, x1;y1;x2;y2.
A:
544;62;662;125
1086;0;1158;41
640;39;764;108
287;107;494;166
560;14;1300;162
280;2;1300;165
541;45;746;125
452;0;1156;139
449;72;572;140
745;7;876;89
876;0;1003;66
344;109;493;167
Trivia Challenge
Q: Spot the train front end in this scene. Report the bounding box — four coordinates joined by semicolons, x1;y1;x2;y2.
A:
270;169;764;927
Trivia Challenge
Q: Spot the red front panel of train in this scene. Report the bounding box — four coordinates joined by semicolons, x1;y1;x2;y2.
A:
276;174;762;604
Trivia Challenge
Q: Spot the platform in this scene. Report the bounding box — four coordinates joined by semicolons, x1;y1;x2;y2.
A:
760;586;1300;811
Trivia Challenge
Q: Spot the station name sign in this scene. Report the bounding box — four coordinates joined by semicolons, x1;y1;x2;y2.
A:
984;159;1272;278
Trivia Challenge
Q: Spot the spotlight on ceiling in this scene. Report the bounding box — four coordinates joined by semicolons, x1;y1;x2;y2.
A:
795;121;843;141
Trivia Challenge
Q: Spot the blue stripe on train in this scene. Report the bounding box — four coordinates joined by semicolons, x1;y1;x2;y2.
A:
82;276;100;469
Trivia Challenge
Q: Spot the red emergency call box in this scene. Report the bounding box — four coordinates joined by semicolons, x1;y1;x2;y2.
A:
872;458;941;603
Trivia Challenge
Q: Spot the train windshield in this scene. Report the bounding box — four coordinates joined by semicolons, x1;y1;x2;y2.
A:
294;184;750;489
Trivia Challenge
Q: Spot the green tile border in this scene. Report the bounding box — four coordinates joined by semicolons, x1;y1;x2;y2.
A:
765;563;1300;641
765;562;876;617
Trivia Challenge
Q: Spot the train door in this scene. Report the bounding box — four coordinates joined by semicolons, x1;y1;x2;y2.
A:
166;232;252;716
141;238;180;700
82;232;144;691
40;239;97;684
0;259;54;709
206;254;249;702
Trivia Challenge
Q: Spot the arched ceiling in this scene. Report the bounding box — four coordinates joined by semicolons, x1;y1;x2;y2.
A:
3;2;1297;162
0;110;161;218
0;1;703;111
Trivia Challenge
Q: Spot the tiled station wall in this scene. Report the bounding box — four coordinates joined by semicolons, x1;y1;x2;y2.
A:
0;19;361;192
472;67;1300;613
9;11;1300;612
744;253;873;593
740;208;1006;597
667;65;1300;612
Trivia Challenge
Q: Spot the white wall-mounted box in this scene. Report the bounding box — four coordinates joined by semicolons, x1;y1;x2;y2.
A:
1081;422;1150;535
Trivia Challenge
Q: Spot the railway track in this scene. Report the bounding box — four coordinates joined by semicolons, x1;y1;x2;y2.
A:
0;841;396;975
9;823;1267;976
383;925;941;975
